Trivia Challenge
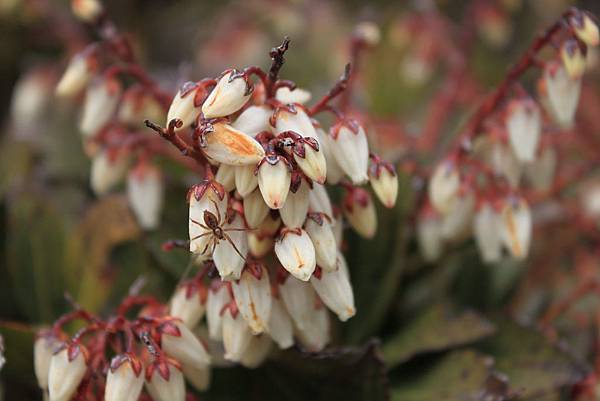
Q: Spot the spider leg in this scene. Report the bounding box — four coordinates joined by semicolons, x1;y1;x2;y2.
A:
191;231;213;241
223;227;252;232
210;199;223;226
200;236;214;255
224;233;247;261
189;218;210;230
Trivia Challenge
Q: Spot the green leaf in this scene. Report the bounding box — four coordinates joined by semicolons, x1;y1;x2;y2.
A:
382;303;495;367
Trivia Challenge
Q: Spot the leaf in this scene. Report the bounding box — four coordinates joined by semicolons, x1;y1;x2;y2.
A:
382;303;495;367
391;349;509;401
479;319;589;399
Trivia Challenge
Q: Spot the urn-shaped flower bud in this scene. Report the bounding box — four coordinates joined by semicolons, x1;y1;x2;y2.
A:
160;320;211;369
506;99;541;163
274;104;318;139
105;354;144;401
524;146;557;191
499;197;532;260
182;364;211;391
473;203;502;263
571;12;600;47
204;122;266;166
167;82;201;131
279;275;319;330
206;283;231;340
202;70;251;118
213;212;248;280
232;262;272;334
90;150;128;196
328;120;370;184
257;155;292;209
308;183;333;218
293;138;327;184
80;77;121;136
275;228;317;281
34;334;57;390
71;0;103;22
310;266;355;322
240;335;272;369
429;160;460;215
561;40;587;79
222;308;253;362
231;105;272;137
342;187;377;239
317;128;345;185
235;164;259;197
127;164;163;230
294;304;330;352
267;297;294;349
188;180;227;254
215;164;236;192
544;62;581;128
243;189;270;229
369;161;398;208
48;344;87;401
169;284;206;328
56;53;96;97
145;359;185;401
304;213;337;271
417;211;443;262
486;139;522;188
280;175;310;228
276;87;312;104
440;191;475;241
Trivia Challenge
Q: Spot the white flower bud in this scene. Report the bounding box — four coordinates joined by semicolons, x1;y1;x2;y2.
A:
354;21;381;46
222;309;253;362
202;70;251;118
274;105;318;139
145;361;185;401
440;192;475;241
506;99;541;163
71;0;103;22
248;232;274;258
90;150;128;196
499;197;532;259
583;184;600;219
231;105;272;137
328;122;370;184
316;128;345;185
267;297;294;349
429;160;460;215
257;156;291;209
235;164;259;197
293;140;327;184
279;276;319;331
207;284;231;340
487;140;521;188
294;305;330;352
105;355;144;401
167;82;201;131
243;189;270;229
524;146;556;191
561;40;587;80
280;178;310;228
473;203;503;263
188;182;227;254
304;213;337;271
213;213;248;280
169;285;206;329
118;88;164;128
48;345;87;401
232;264;272;334
127;164;163;230
343;188;377;239
308;183;333;218
204;122;265;166
369;164;398;208
11;69;52;135
417;213;443;262
182;364;211;392
56;54;96;97
275;229;317;281
544;62;581;128
34;335;57;390
275;87;312;105
571;12;599;46
80;77;121;136
240;335;272;369
161;320;211;369
332;216;344;248
215;164;236;192
310;266;355;322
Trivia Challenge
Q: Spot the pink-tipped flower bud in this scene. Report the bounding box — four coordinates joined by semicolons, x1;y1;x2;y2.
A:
235;164;259;197
561;40;586;80
267;296;294;349
71;0;103;22
571;11;599;47
182;364;211;391
243;189;270;229
369;161;398;208
90;150;129;196
215;164;236;192
160;320;211;369
222;307;253;362
257;155;292;209
275;228;316;281
105;354;144;401
48;343;88;401
543;61;581;128
204;122;265;166
506;99;542;163
167;82;201;131
202;70;251;118
213;212;248;281
328;120;370;184
145;359;185;401
429;160;460;215
188;180;227;254
294;304;330;352
276;87;312;104
56;53;97;97
206;283;231;340
127;164;164;230
231;105;272;137
310;265;355;322
499;197;532;260
473;202;502;263
240;335;272;369
80;77;121;136
274;104;318;139
304;213;337;271
280;175;310;228
231;262;272;334
169;284;206;328
342;187;377;239
34;334;58;390
308;183;333;218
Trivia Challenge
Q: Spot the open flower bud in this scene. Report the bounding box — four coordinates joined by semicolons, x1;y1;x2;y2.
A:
240;335;272;369
267;297;294;349
231;105;272;137
544;62;581;128
561;40;586;79
127;164;163;230
213;212;248;280
161;320;211;369
440;191;475;241
188;181;227;254
222;308;253;362
293;139;327;184
571;12;600;46
257;155;292;209
202;70;251;118
499;197;532;259
145;359;185;401
105;354;144;401
167;82;201;131
473;203;503;263
417;212;443;262
90;150;128;196
276;87;312;104
524;146;556;191
304;213;337;271
182;364;211;392
71;0;103;22
248;232;274;258
243;189;270;228
279;275;319;330
204;122;266;166
328;121;370;184
317;128;345;184
235;164;259;197
342;187;377;239
294;304;330;352
169;284;206;328
429;160;460;215
309;183;333;218
34;334;57;390
369;162;398;208
80;77;121;136
232;263;272;334
280;176;310;228
56;53;96;97
215;164;236;192
506;99;541;163
274;104;318;139
207;283;231;340
310;266;355;322
275;228;317;281
48;344;87;401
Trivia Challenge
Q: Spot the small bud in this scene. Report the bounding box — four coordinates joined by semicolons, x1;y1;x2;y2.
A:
417;212;443;262
161;320;211;369
213;212;248;280
232;263;272;334
182;364;211;392
235;164;259;197
56;53;96;97
275;105;318;139
267;297;294;349
118;87;164;128
248;232;274;258
275;229;317;281
145;359;185;401
294;304;330;352
317;128;345;185
279;275;319;330
429;160;460;215
231;105;272;137
276;87;312;104
240;335;272;369
342;187;377;239
328;121;370;184
506;99;541;163
544;61;581;128
71;0;102;22
561;40;586;79
243;189;270;229
310;265;355;321
524;146;556;191
473;202;503;263
80;77;121;136
369;162;398;208
222;308;253;362
257;155;291;209
354;21;381;46
499;197;532;259
90;150;129;196
280;177;310;228
202;70;251;118
304;213;337;271
486;139;522;188
34;334;57;390
11;69;53;134
105;354;144;401
571;12;600;47
440;191;475;241
188;180;227;254
215;164;236;192
169;284;206;328
167;82;201;131
127;164;164;230
48;344;87;401
206;284;231;340
308;183;333;218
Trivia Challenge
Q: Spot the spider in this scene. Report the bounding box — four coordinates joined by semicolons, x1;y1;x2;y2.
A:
189;199;249;260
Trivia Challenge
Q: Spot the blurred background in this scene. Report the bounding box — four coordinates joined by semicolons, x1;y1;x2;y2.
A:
2;0;600;400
